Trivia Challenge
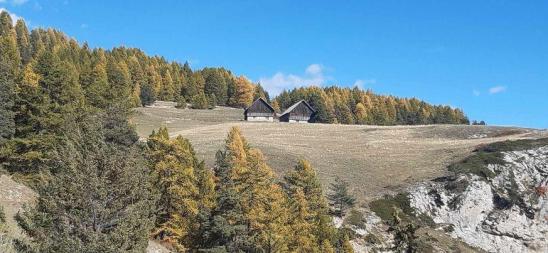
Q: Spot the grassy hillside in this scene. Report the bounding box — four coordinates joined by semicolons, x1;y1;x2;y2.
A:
133;104;546;203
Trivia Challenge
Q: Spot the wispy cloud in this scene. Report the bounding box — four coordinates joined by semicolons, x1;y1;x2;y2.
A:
80;23;88;29
11;0;28;5
259;64;330;96
488;86;507;94
0;0;29;5
473;90;481;96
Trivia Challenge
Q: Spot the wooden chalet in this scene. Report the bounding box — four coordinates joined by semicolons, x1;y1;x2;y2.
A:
279;100;315;123
244;98;276;121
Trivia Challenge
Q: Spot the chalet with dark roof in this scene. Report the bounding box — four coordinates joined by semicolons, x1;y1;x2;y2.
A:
279;100;315;123
244;98;276;121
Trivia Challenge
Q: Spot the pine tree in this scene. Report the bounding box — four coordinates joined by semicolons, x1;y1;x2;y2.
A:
191;92;209;109
15;19;32;65
253;83;270;101
35;51;83;107
203;68;228;105
388;210;419;253
0;13;18;144
328;177;356;217
16;112;157;253
2;51;82;176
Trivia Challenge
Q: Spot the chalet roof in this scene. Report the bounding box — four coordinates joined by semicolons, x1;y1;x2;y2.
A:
244;97;275;114
280;100;315;116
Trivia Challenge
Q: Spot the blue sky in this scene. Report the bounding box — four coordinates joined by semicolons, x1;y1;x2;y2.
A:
1;0;547;128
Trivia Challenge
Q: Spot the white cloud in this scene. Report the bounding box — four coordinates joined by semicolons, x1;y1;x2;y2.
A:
473;90;481;96
259;64;329;96
0;0;29;5
488;86;507;94
353;79;376;89
0;8;22;23
80;23;88;29
305;64;322;75
11;0;28;6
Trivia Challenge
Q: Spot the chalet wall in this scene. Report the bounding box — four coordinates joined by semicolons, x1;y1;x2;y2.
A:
247;116;274;122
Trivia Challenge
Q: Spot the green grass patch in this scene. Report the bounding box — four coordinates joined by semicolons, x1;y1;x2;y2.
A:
369;193;414;222
448;138;548;179
479;138;548;152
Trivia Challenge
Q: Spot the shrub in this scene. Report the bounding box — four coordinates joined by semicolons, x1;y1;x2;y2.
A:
343;209;366;229
175;96;187;109
369;193;413;222
191;93;209;109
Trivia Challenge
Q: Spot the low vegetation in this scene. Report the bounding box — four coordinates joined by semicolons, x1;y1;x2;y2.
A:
448;138;548;179
369;193;414;222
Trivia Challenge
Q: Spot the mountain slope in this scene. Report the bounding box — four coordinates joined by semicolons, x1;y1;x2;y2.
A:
133;104;547;202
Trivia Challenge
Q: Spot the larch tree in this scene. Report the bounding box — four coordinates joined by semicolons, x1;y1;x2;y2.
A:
283;160;336;249
106;60;131;107
205;127;290;252
147;126;212;251
14;19;32;65
354;102;367;124
127;56;144;107
230;76;254;108
84;60;110;108
160;69;175;101
286;188;319;252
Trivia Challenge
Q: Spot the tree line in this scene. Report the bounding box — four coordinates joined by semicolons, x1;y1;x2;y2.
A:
1;10;468;133
273;86;469;125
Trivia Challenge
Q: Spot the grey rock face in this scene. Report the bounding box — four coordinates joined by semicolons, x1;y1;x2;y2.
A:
409;146;548;253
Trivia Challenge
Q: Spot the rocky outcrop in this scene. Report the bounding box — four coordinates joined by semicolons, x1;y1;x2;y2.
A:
409;146;548;253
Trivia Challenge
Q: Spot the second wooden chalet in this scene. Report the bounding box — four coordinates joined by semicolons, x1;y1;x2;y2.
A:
279;100;315;123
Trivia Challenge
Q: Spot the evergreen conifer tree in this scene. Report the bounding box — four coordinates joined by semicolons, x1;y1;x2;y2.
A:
328;177;356;217
16;112;157;253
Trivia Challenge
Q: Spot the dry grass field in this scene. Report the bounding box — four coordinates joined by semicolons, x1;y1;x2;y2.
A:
133;103;547;203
